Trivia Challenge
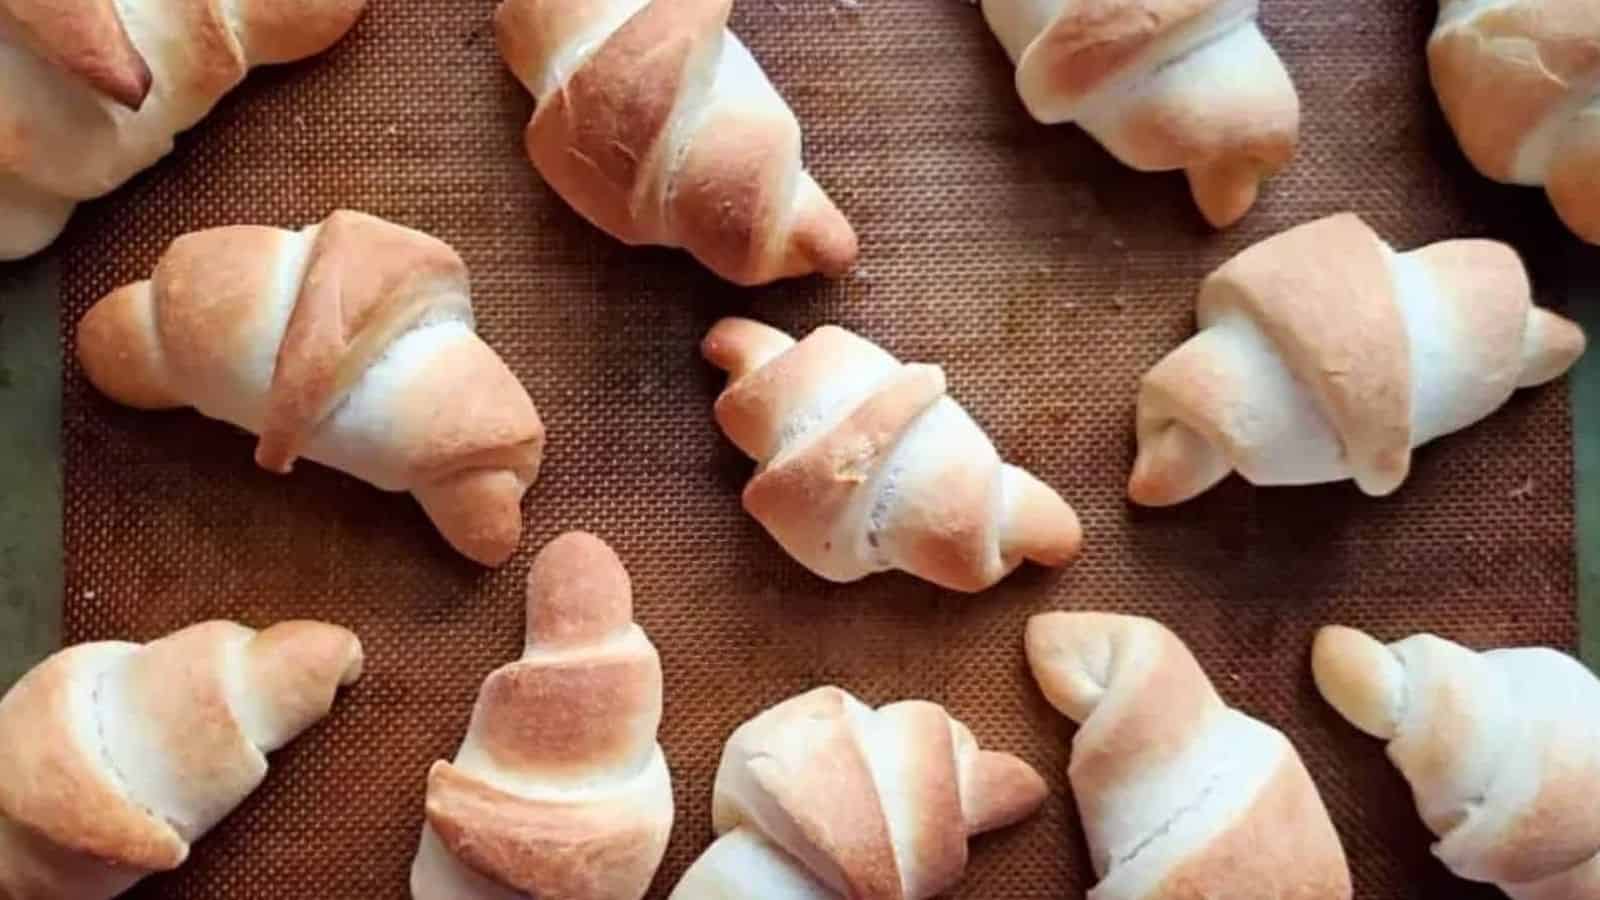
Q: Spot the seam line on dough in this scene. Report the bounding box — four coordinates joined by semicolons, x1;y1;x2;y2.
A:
1109;765;1224;872
91;662;180;837
769;366;903;465
859;399;945;571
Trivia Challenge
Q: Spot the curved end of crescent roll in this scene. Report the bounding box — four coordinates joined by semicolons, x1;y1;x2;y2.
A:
525;531;635;649
1350;447;1411;499
1127;421;1231;507
728;177;859;286
780;175;859;281
241;621;364;752
232;0;369;65
1187;159;1266;230
963;750;1049;837
1548;177;1600;248
1518;307;1586;388
1544;112;1600;245
492;0;546;94
415;467;536;567
1001;466;1082;568
701;317;796;381
1027;612;1228;752
1311;625;1405;741
1025;611;1145;724
76;281;183;410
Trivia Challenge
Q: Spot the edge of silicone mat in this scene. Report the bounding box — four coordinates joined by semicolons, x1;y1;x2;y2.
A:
0;256;62;690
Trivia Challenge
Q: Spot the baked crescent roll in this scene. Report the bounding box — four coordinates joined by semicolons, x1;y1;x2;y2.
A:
1429;0;1600;243
0;0;368;260
76;211;546;567
412;532;673;900
1028;612;1352;899
0;619;364;900
982;0;1299;227
494;0;858;285
669;685;1048;899
1130;213;1585;506
1315;626;1600;899
703;316;1082;593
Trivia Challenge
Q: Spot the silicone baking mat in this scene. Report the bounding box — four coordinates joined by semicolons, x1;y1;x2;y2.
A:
51;0;1581;897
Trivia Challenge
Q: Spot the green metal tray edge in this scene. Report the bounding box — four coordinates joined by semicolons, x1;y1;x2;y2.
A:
0;257;62;689
1573;281;1600;670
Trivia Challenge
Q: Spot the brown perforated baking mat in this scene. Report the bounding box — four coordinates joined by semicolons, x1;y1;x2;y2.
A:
56;0;1579;897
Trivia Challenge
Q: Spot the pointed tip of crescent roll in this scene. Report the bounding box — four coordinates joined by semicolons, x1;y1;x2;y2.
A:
230;0;370;66
1311;626;1405;740
1187;160;1264;229
1518;307;1586;388
1127;422;1231;507
1002;466;1082;567
252;620;366;686
781;177;859;281
1025;612;1164;724
702;317;797;381
76;281;182;410
415;468;536;568
1545;113;1600;246
525;531;635;648
964;750;1049;837
242;621;364;752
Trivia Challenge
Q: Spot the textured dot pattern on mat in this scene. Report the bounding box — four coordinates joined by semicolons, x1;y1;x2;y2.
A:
58;1;1571;898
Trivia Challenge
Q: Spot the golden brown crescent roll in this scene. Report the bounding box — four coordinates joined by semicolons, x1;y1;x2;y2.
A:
982;0;1299;227
493;0;858;286
1429;0;1600;243
1028;612;1352;900
669;685;1048;899
1315;626;1600;899
0;0;368;260
411;532;674;900
1130;213;1586;506
0;619;364;900
703;316;1082;593
75;211;546;567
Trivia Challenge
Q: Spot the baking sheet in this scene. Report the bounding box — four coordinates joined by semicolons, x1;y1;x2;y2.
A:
52;0;1584;896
